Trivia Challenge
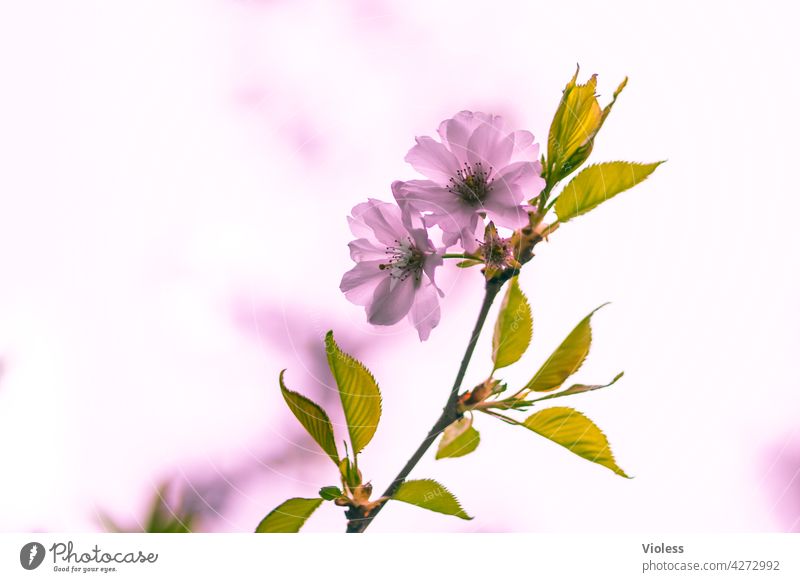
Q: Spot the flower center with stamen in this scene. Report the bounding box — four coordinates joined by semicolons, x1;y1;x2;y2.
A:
449;161;493;206
480;230;513;269
379;238;424;283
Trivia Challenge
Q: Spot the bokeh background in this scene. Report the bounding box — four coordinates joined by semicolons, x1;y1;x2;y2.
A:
1;0;798;533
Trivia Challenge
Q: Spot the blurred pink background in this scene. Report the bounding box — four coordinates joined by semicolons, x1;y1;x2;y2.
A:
0;0;798;532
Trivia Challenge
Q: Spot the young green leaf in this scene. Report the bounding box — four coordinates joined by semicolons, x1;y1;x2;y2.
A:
547;69;602;182
522;406;629;477
279;370;339;464
554;161;663;223
524;304;606;392
339;457;362;489
325;331;382;455
492;276;533;370
319;486;343;501
436;417;481;459
255;498;323;533
392;479;473;520
547;69;627;184
533;372;624;403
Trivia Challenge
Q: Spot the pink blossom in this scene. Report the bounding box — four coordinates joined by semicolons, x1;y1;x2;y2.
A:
394;111;545;252
340;199;444;341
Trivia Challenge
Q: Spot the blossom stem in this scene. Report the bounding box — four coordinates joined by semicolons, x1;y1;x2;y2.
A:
536;177;556;212
479;408;521;426
539;221;560;238
345;280;504;533
442;253;479;260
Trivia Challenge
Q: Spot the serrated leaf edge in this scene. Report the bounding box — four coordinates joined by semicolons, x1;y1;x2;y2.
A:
392;478;473;520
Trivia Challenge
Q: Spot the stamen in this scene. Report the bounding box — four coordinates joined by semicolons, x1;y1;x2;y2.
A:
378;237;424;283
448;161;494;206
480;230;513;268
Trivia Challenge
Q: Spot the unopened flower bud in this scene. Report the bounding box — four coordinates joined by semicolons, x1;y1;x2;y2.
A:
479;222;520;281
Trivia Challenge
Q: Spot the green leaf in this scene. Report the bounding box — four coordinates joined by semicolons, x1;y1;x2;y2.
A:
547;68;628;184
97;512;124;533
319;486;343;501
436;417;480;459
524;304;606;392
600;77;628;126
99;482;195;533
554;161;663;223
534;372;624;403
522;406;629;477
255;498;323;533
143;482;193;533
279;370;339;464
392;479;472;520
325;331;382;454
338;457;362;489
548;69;601;178
492;276;533;370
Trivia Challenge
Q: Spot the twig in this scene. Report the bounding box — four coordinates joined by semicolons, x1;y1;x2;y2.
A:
345;280;504;533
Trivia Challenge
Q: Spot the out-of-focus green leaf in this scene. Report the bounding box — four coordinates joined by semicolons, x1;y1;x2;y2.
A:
534;372;624;403
524;305;606;392
522;406;629;477
255;498;323;533
492;276;533;370
146;482;195;533
319;486;343;501
279;370;339;465
325;331;382;454
98;513;124;533
100;482;195;533
554;161;663;223
436;417;480;459
392;479;472;520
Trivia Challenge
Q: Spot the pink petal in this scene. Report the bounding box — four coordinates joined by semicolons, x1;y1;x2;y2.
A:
367;276;416;326
348;238;386;261
394;179;462;216
340;260;386;306
422;252;444;295
437;111;479;164
405;136;460;183
472;112;505;129
482;197;529;230
408;227;431;253
441;228;461;249
439;212;483;253
486;176;524;207
458;219;483;253
483;175;529;230
350;199;405;246
346;215;372;239
466;123;514;171
494;160;545;196
408;280;441;341
510;130;540;162
426;204;478;249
